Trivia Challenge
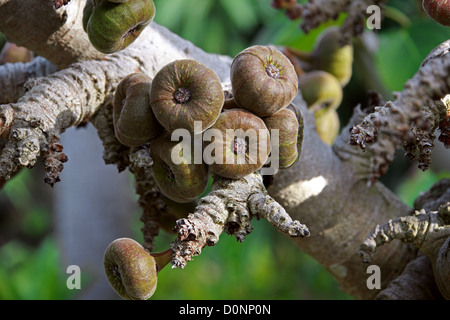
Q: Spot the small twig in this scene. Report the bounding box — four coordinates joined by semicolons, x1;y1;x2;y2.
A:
170;172;310;269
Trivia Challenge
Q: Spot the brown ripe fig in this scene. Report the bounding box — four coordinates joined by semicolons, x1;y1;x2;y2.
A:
113;73;162;147
103;238;157;300
423;0;450;26
315;108;340;145
298;70;343;117
263;107;300;169
230;45;298;117
86;0;155;54
204;109;271;179
150;59;224;134
150;132;209;203
312;27;353;87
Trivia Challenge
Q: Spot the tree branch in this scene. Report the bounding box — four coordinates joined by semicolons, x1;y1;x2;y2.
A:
0;57;57;104
349;41;450;185
171;172;309;269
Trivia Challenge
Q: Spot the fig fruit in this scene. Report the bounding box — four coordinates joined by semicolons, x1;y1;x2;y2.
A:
150;59;224;134
113;73;162;147
104;238;157;300
204;109;271;179
150;132;209;203
86;0;155;53
230;45;298;117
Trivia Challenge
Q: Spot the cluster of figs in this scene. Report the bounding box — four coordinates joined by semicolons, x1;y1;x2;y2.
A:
113;45;303;204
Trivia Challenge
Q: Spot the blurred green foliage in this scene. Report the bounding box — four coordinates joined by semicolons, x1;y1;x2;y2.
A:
0;0;449;301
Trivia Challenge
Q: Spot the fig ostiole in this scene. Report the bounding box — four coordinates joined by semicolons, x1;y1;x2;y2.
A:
150;59;224;134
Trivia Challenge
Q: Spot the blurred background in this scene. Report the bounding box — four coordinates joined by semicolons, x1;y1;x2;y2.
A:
0;0;449;299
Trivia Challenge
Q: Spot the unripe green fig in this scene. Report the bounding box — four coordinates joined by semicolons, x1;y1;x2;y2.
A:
150;59;224;134
86;0;155;53
312;27;353;87
263;108;300;169
230;45;298;117
113;73;162;147
423;0;450;26
204;109;271;179
103;238;157;300
298;70;343;117
150;132;209;203
314;108;340;145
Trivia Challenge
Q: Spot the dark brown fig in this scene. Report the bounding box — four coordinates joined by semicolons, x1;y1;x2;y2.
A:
204;109;271;179
230;45;298;117
103;238;157;300
263;107;299;169
312;27;354;87
86;0;155;54
150;132;209;203
113;73;162;147
150;59;224;135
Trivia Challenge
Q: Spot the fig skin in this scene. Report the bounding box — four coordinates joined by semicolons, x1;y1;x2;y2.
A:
423;0;450;27
230;45;298;117
86;0;156;54
150;132;209;203
263;108;299;169
315;108;340;145
298;70;343;117
113;73;162;147
312;27;354;87
150;59;224;135
204;109;271;179
103;238;157;300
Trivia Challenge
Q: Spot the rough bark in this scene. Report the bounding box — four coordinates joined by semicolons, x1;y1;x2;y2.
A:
0;0;448;300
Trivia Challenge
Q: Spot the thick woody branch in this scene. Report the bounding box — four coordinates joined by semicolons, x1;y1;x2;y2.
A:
376;254;443;300
0;22;232;185
0;0;102;68
170;172;309;269
359;179;450;299
349;41;450;185
0;57;58;104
